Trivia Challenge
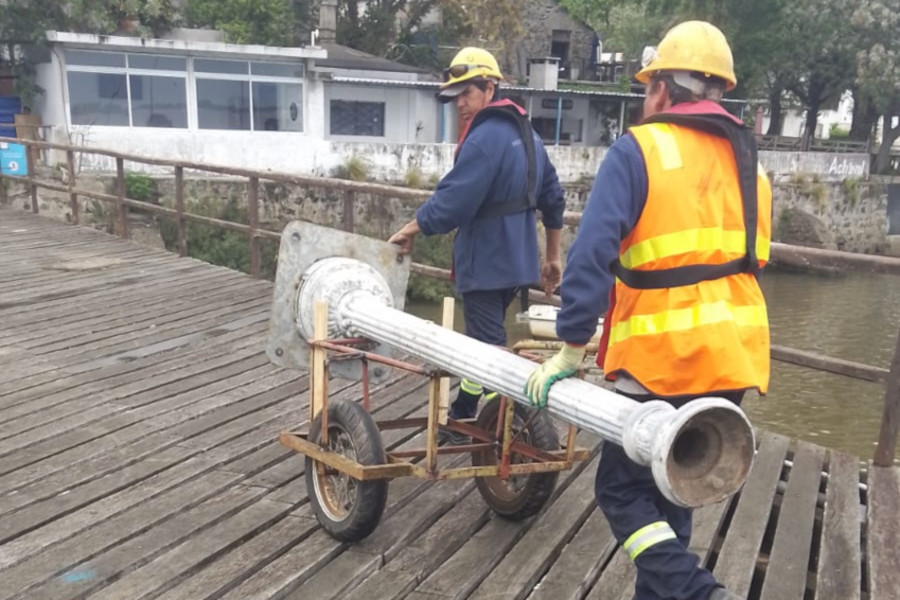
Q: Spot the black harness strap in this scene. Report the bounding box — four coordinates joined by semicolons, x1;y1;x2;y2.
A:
457;104;538;220
612;112;761;290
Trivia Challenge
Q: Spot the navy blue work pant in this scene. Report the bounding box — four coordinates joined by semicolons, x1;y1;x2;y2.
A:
448;287;520;419
595;390;744;600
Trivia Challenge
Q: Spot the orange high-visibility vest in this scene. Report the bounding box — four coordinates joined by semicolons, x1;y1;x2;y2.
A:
603;121;772;397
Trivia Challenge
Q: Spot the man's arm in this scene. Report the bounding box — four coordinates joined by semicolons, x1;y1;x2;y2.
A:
555;134;648;344
535;142;566;295
541;226;562;295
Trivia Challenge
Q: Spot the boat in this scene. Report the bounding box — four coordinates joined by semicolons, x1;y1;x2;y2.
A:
524;304;604;342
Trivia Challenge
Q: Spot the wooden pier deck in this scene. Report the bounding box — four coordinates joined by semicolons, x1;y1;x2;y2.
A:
1;208;898;600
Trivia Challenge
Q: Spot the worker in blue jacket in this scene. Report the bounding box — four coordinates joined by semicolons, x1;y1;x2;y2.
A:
389;47;566;442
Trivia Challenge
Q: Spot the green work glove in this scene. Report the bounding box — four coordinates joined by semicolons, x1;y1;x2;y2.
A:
524;343;586;408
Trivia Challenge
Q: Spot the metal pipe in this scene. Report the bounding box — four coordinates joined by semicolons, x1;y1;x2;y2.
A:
295;257;756;508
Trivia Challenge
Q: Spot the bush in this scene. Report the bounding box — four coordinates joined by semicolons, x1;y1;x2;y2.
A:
124;172;156;202
158;197;278;279
407;233;454;302
332;155;370;181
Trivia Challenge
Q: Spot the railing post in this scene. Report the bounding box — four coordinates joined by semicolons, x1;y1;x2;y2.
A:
27;141;37;213
115;157;129;239
174;166;187;257
0;174;7;205
66;149;79;225
248;176;261;278
874;329;900;466
343;189;355;233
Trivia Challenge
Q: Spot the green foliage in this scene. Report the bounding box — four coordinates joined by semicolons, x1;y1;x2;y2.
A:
829;124;850;140
842;177;860;206
158;197;278;278
124;172;155;202
1;0;179;104
184;0;292;45
332;155;370;181
407;234;454;302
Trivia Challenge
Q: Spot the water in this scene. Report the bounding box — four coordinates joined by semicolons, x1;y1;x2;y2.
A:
407;269;900;463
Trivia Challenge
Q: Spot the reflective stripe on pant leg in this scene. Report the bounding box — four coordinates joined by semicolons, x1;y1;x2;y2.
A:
483;390;499;401
623;521;678;561
460;378;484;396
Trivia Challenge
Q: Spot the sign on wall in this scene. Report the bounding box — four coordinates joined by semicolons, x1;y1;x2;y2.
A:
0;142;28;176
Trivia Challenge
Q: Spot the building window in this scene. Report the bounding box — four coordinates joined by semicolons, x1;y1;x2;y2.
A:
330;100;385;137
67;72;129;126
195;59;304;131
65;50;304;132
196;79;251;130
66;50;187;128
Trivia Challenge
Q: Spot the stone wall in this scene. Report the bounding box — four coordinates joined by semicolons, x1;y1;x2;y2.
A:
508;0;595;81
4;171;894;258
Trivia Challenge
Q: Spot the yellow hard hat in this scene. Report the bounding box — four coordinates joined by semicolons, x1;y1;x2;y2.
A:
438;47;503;101
635;21;737;91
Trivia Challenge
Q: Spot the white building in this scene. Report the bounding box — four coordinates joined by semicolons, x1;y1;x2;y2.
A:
29;29;646;181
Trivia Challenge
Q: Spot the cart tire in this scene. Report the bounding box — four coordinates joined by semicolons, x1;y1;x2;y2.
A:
305;399;388;542
472;397;560;520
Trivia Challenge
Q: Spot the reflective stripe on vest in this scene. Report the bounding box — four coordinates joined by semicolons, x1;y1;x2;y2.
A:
620;227;771;270
623;521;678;561
609;300;768;345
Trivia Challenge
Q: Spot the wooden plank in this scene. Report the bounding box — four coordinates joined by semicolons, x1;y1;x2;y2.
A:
468;458;599;600
759;442;826;600
867;465;900;600
713;431;791;597
411;437;599;600
85;497;293;600
0;471;244;599
0;351;271;454
815;450;862;600
5;276;257;346
23;486;266;600
0;329;264;426
526;510;616;600
0;370;307;496
0;364;292;518
345;492;492;600
151;513;319;600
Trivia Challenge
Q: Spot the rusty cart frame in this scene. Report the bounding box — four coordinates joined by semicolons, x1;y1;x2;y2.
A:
279;300;590;541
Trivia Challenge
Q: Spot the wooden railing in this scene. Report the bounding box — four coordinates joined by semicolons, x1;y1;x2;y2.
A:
758;134;870;154
1;136;898;465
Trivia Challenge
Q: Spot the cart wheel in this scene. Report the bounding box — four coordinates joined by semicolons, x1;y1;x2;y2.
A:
472;397;560;520
305;399;388;541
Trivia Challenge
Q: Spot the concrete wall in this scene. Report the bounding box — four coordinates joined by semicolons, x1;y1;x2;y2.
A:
57;131;869;185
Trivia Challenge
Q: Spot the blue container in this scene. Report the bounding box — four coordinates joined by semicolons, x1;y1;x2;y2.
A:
0;96;22;139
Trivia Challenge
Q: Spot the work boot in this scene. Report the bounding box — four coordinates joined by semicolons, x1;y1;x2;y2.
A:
437;427;470;446
708;587;744;600
438;384;481;446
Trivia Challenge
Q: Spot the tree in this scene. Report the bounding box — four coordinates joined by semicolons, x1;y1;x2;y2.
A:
0;1;68;105
778;0;857;149
185;0;293;46
853;0;900;172
1;0;179;105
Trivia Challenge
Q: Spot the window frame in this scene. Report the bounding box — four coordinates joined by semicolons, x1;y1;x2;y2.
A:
194;67;305;132
329;99;387;138
64;49;306;133
65;51;189;128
